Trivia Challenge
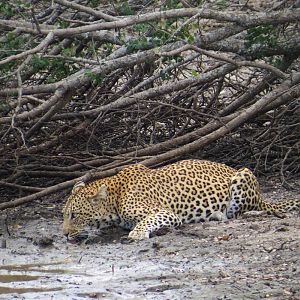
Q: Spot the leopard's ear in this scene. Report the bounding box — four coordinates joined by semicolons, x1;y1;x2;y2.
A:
72;181;85;194
90;184;107;205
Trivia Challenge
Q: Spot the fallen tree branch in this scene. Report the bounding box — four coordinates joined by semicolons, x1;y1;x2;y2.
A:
139;72;300;166
0;32;54;66
0;182;43;193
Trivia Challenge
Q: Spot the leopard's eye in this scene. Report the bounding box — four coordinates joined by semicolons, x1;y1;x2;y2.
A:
69;212;76;220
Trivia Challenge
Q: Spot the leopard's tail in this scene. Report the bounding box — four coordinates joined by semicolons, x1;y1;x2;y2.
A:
258;198;299;215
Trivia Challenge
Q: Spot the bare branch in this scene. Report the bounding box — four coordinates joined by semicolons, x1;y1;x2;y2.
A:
0;32;54;66
54;0;118;21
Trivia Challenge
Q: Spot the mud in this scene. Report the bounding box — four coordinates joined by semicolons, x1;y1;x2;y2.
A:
0;179;299;300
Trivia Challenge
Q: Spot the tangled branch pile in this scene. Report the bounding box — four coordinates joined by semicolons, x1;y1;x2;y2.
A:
0;0;300;208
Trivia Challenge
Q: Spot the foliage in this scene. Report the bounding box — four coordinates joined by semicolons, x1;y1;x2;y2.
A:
245;25;278;49
116;1;133;15
0;32;27;59
84;70;103;86
0;0;14;18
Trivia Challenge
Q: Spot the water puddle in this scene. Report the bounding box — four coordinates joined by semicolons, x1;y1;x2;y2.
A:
0;260;92;296
0;260;92;275
0;260;68;271
0;274;39;283
0;286;62;294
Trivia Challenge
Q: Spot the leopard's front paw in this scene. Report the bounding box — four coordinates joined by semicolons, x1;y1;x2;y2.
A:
128;229;150;240
209;211;227;221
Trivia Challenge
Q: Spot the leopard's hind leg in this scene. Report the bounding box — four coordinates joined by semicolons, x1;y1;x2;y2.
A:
226;168;261;219
226;168;299;219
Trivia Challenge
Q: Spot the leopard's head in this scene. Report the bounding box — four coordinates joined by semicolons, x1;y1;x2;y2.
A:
62;181;117;241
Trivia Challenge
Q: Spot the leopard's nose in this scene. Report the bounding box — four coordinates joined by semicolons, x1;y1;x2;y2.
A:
63;232;69;240
63;227;69;237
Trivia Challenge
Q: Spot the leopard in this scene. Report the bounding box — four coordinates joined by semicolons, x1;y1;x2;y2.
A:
62;160;299;241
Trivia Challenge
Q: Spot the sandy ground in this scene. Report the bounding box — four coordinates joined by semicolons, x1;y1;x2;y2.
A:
0;179;299;300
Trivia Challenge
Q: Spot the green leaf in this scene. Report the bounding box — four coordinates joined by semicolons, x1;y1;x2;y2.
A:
84;70;103;86
191;70;199;77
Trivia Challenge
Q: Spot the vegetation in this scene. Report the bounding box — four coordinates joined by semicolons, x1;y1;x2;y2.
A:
0;0;299;208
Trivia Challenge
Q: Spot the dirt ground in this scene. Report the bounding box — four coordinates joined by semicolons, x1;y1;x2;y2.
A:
0;178;299;300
